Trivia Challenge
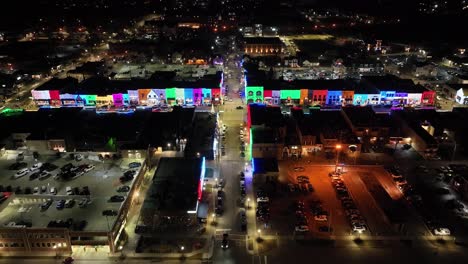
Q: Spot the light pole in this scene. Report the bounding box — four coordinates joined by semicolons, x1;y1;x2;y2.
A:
257;229;262;241
335;144;342;173
247;198;250;209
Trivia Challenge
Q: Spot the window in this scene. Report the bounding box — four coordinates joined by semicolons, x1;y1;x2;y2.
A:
256;91;262;96
248;91;253;96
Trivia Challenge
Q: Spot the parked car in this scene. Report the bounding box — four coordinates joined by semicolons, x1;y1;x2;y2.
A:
109;195;125;202
117;186;130;192
29;171;41;180
56;200;65;210
40;199;53;211
50;187;57;195
15;168;30;179
66;186;74;195
221;233;229;249
78;198;89;208
295;225;309;232
30;162;43;172
65;199;75;208
38;171;51;180
128;162;142;168
433;227;451;236
102;210;118;216
9;162;27;170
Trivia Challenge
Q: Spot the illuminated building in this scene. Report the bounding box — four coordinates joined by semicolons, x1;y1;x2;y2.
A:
31;72;223;107
245;75;436;107
243;37;284;56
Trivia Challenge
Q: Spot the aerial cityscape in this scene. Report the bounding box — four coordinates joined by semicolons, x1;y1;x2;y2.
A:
1;0;468;263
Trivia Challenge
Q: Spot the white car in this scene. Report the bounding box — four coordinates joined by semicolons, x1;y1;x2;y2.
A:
352;224;367;233
33;187;40;195
66;186;73;195
50;187;57;195
30;162;43;172
15;168;30;178
84;165;95;173
433;228;451;236
295;225;309;232
257;197;269;203
314;214;328;221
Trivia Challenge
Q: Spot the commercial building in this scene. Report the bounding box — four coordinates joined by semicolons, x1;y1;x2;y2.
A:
135;157;206;234
31;71;223;107
243;37;284;56
244;74;436;108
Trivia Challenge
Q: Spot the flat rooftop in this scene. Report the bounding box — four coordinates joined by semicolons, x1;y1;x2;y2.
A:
343;106;392;128
143;157;203;214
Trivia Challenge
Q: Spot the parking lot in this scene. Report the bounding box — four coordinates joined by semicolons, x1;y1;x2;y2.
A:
0;150;144;231
404;164;468;237
253;162;431;238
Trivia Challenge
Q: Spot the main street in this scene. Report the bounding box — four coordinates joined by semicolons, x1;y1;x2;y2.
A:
211;53;251;263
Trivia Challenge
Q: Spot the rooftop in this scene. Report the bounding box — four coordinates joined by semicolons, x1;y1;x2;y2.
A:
343;106;392;128
248;104;283;127
253;158;279;174
142;157;203;214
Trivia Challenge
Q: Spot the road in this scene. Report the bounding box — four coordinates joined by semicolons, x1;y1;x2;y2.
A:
210;53;251;263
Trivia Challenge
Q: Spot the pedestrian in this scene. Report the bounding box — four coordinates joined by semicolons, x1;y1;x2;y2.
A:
95;247;98;252
84;247;86;252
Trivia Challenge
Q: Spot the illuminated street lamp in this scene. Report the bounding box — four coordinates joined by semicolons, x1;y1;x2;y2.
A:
247;198;250;209
257;229;262;240
335;144;342;173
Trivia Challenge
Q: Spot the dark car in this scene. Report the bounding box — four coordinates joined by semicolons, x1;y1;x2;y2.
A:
29;171;41;180
63;256;74;264
102;210;119;216
236;106;244;109
41;162;58;172
221;233;229;249
128;162;142;169
8;162;27;170
109;195;125;202
61;163;74;172
40;199;53;211
56;200;65;210
117;186;130;192
215;206;224;216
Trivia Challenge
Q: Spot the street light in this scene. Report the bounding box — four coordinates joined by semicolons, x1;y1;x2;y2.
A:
180;246;185;251
247;198;250;209
335;144;342;173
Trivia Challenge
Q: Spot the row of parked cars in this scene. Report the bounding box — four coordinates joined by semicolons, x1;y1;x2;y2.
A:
40;197;90;211
13;162;58;179
329;172;367;233
405;165;454;236
256;184;270;223
56;163;95;181
288;175;314;193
